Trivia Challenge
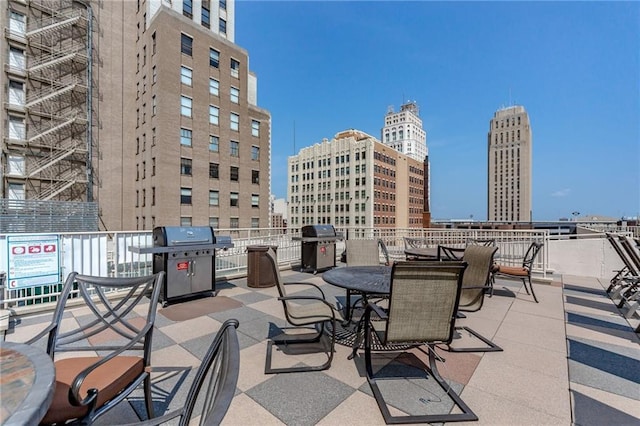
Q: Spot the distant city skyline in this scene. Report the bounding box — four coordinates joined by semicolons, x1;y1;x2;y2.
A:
237;1;639;221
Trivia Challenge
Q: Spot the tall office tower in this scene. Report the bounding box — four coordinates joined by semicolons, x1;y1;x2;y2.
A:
381;101;427;162
97;0;271;231
381;100;430;227
287;129;426;230
487;106;532;222
2;1;93;204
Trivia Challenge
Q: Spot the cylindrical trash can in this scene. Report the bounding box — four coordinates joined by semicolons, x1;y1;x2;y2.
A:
247;245;278;288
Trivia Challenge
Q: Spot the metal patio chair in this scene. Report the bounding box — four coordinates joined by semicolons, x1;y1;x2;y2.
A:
124;319;240;426
29;272;164;425
491;241;543;303
362;261;478;424
264;247;340;374
343;238;390;322
447;244;502;352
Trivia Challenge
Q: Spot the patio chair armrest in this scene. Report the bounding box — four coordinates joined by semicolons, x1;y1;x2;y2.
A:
25;322;57;347
282;281;326;298
463;285;492;290
278;295;335;308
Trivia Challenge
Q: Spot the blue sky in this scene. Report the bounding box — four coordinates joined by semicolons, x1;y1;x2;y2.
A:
235;1;639;221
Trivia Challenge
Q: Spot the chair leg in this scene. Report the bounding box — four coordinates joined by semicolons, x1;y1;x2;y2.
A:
364;341;478;424
526;276;539;303
144;373;154;420
444;326;503;352
264;319;335;374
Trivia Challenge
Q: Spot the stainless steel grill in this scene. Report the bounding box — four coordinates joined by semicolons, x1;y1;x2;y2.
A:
295;225;342;274
148;226;233;306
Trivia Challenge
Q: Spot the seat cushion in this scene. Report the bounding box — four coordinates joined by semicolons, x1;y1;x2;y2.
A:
496;265;529;277
41;356;144;425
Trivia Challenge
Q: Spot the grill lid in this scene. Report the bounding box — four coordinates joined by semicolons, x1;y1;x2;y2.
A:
153;226;214;247
301;224;337;238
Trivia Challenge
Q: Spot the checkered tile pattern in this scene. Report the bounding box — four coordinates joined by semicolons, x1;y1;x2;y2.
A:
6;269;639;425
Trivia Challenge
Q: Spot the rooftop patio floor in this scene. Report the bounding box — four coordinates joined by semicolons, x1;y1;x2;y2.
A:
7;268;640;425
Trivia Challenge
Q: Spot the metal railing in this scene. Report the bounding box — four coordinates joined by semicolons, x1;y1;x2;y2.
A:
0;227;550;311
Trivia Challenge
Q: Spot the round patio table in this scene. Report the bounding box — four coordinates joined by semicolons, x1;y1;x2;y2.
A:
322;265;391;296
322;266;413;358
0;341;56;426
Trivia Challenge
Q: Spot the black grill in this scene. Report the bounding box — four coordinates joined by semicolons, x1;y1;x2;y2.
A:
296;225;342;273
150;226;233;306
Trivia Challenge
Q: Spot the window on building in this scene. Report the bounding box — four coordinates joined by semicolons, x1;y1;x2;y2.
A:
152;32;156;54
230;87;239;103
180;188;192;204
180;66;192;86
230;59;240;78
251;120;260;137
152;65;157;84
230;217;239;228
251;194;259;208
209;216;219;228
180;158;192;175
230;140;239;157
209;105;219;125
181;96;192;117
209;162;219;178
201;5;210;28
230;192;239;207
251;218;259;228
181;33;193;56
230;166;239;181
8;182;25;200
220;0;227;10
7;154;25;176
8;116;25;140
209;190;219;206
180;128;192;146
230;113;239;131
219;18;227;35
181;217;192;226
209;78;219;96
251;146;259;161
210;48;219;68
183;0;193;17
152;157;156;175
252;170;259;184
9;11;26;35
152;95;157;115
9;47;25;71
209;135;219;152
8;80;24;106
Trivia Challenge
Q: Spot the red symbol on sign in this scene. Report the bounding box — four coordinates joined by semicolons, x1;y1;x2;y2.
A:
176;262;189;271
12;246;25;255
320;246;326;255
29;246;42;254
44;245;56;253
